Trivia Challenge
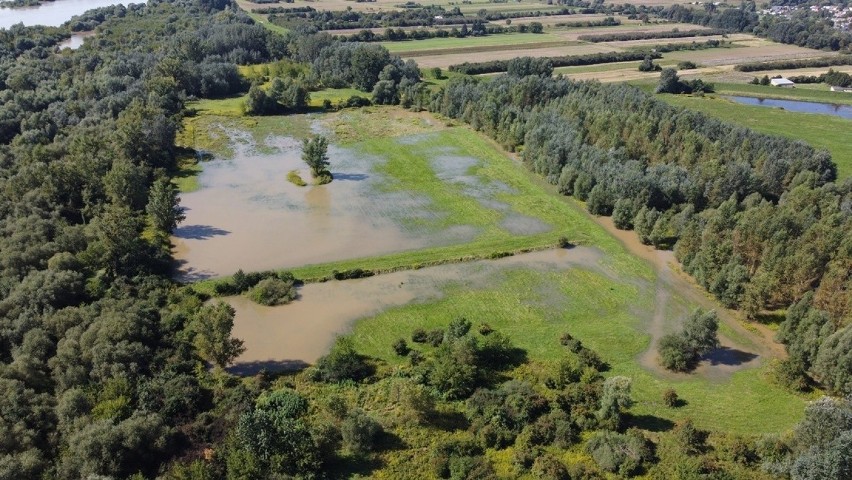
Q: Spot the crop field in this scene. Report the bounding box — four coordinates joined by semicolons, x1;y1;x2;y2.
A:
380;32;564;54
406;43;617;68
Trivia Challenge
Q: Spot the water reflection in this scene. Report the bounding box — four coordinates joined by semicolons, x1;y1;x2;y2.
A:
724;95;852;120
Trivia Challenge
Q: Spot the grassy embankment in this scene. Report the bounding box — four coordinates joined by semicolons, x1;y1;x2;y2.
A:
712;82;852;106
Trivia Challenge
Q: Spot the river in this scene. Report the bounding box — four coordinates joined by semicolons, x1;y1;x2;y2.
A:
0;0;140;29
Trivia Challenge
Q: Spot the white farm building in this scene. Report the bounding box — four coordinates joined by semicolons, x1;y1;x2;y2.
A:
770;78;795;88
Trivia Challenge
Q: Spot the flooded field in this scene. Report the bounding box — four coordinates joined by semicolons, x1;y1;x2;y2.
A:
172;125;554;280
227;247;612;372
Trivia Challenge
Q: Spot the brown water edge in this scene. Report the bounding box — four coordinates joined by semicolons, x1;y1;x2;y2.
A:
226;247;608;374
591;216;779;380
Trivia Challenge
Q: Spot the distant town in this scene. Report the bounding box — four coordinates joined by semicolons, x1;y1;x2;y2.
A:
762;4;852;30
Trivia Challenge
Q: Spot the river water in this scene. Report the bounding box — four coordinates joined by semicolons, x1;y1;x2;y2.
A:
0;0;140;29
724;95;852;120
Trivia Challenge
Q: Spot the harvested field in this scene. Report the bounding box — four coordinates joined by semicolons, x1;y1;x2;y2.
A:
665;39;837;67
486;13;642;27
551;22;709;41
409;42;618;67
380;32;562;53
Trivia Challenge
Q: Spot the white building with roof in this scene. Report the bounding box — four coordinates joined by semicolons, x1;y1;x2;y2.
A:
770;78;795;88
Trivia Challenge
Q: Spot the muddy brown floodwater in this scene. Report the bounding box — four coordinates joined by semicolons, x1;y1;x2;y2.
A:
173;136;449;281
226;247;607;374
172;131;550;281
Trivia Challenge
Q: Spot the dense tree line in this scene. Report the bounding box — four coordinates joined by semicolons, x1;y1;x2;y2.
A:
637;38;725;53
337;21;507;42
0;0;295;477
735;54;852;72
578;28;727;42
427;73;849;395
554;16;619;28
449;51;662;74
788;68;852;86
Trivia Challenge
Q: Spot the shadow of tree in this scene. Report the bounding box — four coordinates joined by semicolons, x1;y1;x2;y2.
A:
331;172;369;181
703;346;758;366
429;409;470;432
627;414;676;432
173;224;230;240
227;359;309;376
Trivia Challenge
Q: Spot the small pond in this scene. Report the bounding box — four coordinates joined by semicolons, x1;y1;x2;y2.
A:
724;95;852;120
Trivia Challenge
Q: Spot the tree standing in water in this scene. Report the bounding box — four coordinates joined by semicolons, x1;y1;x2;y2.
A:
301;135;332;184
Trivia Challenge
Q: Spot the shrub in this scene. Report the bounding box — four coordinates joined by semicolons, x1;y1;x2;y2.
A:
587;430;651;476
314;337;374;382
478;323;494;336
772;358;810;392
662;388;679;407
658;333;693;371
677;60;697;69
392;338;410;356
447;317;471;340
341;410;382;455
247;277;297;306
531;454;569;480
412;328;428;343
314;171;333;185
427;329;445;347
409;349;424;366
287;170;307;186
658;309;719;372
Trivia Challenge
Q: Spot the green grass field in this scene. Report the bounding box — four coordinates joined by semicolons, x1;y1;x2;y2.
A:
380;32;560;53
348;256;805;435
656;93;852;179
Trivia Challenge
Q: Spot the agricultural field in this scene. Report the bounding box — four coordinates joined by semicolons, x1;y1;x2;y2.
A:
380;32;565;54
